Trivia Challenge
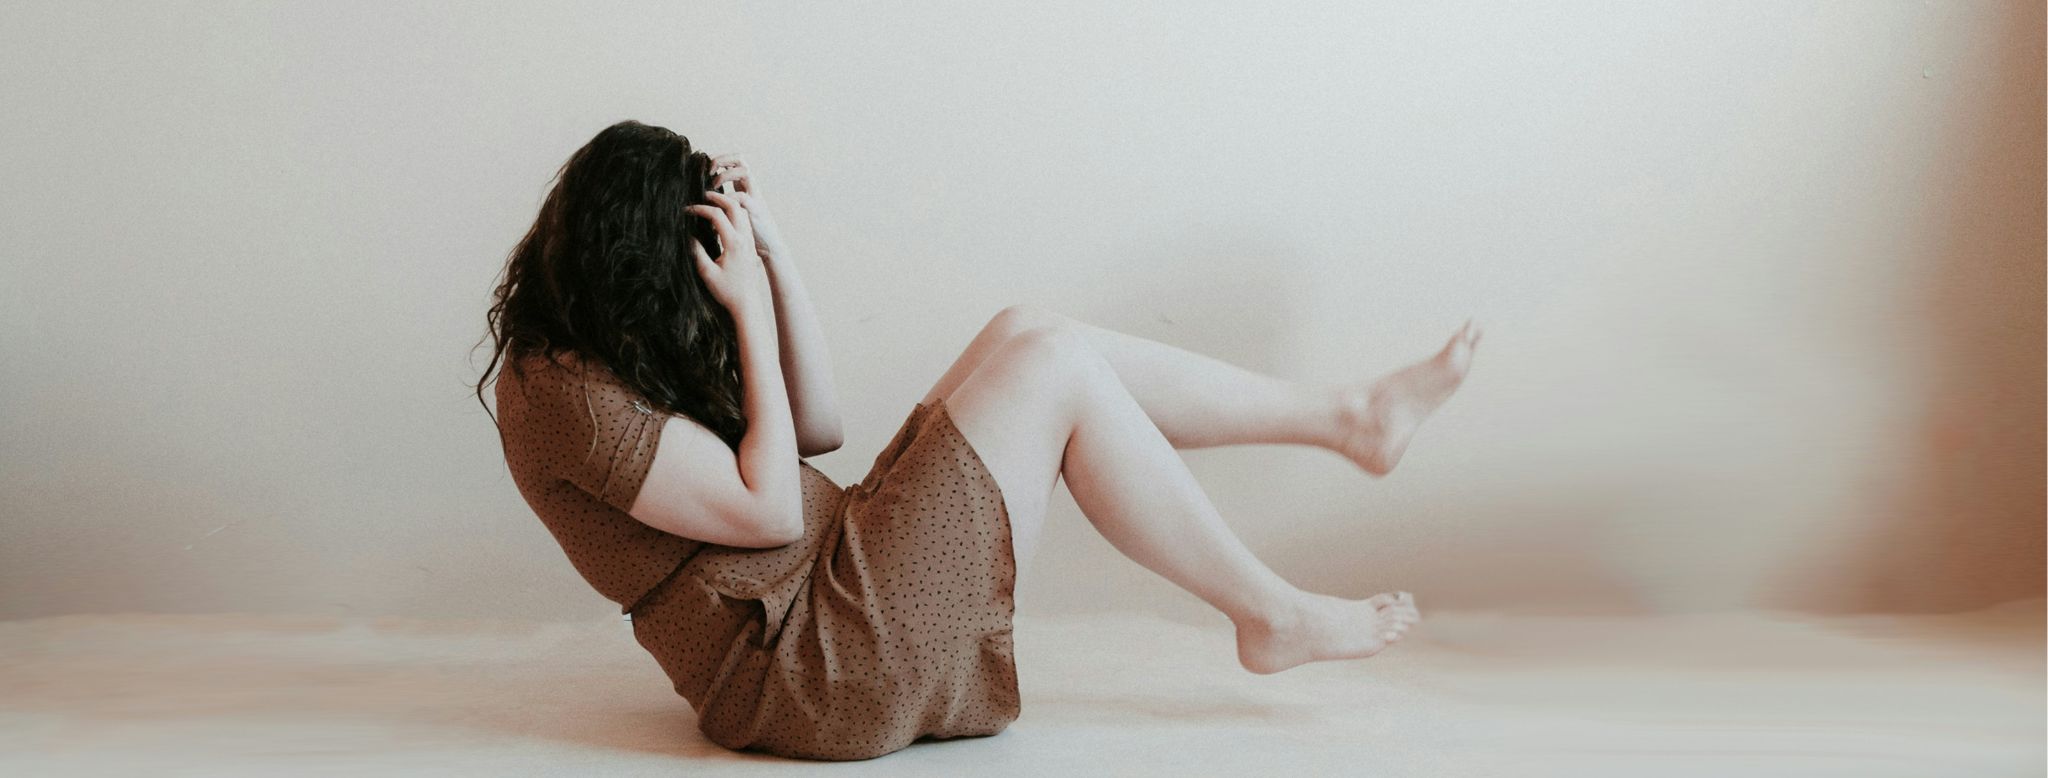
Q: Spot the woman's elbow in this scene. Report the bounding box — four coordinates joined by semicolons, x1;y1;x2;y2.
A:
798;426;844;457
763;509;806;546
734;501;805;548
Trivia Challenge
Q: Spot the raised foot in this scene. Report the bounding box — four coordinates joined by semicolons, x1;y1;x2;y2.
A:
1335;320;1482;477
1235;591;1421;675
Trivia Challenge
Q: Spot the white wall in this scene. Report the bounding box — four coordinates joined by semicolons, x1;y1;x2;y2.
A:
2;1;2040;622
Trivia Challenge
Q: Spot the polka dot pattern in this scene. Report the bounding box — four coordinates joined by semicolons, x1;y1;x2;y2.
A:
495;352;696;610
496;351;1020;762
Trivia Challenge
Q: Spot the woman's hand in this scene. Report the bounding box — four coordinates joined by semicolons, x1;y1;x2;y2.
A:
709;153;789;260
687;190;771;321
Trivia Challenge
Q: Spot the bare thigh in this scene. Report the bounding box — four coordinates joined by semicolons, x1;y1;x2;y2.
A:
932;326;1103;580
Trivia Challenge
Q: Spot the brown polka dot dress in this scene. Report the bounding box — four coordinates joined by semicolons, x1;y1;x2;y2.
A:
494;351;1020;761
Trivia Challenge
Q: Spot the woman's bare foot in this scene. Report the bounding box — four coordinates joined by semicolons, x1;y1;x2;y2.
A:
1333;320;1482;476
1235;590;1421;674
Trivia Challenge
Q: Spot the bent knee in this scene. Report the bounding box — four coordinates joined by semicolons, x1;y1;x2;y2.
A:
987;325;1113;408
997;323;1101;374
987;303;1071;343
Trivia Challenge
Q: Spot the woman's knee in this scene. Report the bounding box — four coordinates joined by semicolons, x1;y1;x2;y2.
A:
985;303;1071;345
989;323;1110;396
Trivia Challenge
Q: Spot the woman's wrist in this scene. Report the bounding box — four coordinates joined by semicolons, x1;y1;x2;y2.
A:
736;296;776;330
734;301;780;346
735;321;774;353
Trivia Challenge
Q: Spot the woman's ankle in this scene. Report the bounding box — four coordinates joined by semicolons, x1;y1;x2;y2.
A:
1229;587;1307;636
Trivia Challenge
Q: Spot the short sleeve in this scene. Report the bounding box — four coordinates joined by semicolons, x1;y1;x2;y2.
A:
525;358;668;514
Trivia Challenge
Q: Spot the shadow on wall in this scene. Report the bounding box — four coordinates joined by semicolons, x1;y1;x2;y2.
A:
1766;2;2046;615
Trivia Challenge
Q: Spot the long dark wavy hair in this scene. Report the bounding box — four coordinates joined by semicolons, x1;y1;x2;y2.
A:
472;119;746;450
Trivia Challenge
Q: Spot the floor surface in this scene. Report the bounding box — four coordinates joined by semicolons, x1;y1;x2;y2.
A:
1;602;2040;776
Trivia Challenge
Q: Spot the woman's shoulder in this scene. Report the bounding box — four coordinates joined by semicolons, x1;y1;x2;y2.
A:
495;349;664;460
497;349;598;409
501;348;622;386
502;349;659;416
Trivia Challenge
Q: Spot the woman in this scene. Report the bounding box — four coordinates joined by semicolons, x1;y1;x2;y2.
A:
476;120;1476;761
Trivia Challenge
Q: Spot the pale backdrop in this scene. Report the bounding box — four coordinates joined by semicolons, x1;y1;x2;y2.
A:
2;1;2040;623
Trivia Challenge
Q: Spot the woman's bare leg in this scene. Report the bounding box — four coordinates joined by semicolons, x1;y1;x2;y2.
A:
939;325;1422;674
919;305;1480;476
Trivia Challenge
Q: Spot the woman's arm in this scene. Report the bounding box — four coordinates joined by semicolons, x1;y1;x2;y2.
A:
707;154;844;457
731;294;805;537
688;191;805;541
761;250;846;456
